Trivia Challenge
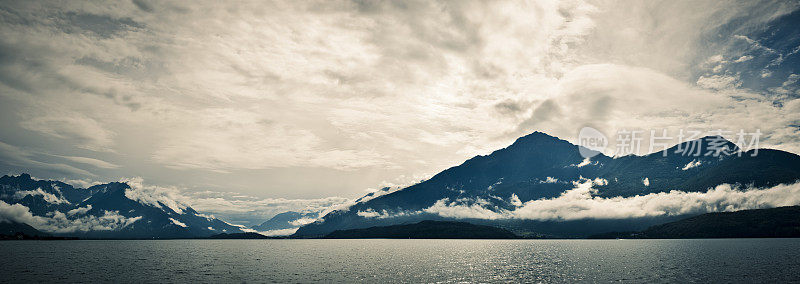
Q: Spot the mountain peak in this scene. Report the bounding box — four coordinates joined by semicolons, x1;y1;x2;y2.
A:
662;135;740;157
518;131;557;140
1;173;33;181
509;131;569;147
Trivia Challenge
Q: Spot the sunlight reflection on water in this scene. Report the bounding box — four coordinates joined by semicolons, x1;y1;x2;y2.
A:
2;238;799;283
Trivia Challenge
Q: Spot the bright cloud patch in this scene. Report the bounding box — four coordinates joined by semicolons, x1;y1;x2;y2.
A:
169;218;187;228
122;177;188;214
357;208;418;219
288;217;317;227
259;228;299;237
67;205;92;216
541;177;559;183
13;188;70;205
682;160;703;170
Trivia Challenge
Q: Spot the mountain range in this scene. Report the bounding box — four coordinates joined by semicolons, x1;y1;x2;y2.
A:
294;132;800;237
0;174;244;239
2;131;799;239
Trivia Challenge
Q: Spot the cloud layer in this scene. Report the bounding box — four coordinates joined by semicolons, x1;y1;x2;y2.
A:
0;200;141;233
416;179;800;221
0;1;797;200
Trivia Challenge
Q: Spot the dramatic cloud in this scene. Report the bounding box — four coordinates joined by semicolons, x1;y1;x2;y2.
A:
122;177;188;214
0;0;797;201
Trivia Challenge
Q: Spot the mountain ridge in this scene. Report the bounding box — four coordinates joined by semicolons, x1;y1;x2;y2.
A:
295;132;800;237
0;174;245;239
590;206;800;239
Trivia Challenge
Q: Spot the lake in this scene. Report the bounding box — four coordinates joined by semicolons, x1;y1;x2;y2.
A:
2;239;799;283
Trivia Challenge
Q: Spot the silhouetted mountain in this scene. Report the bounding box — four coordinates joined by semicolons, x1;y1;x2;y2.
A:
590;206;800;239
0;220;47;237
324;220;517;239
640;206;800;238
0;221;77;240
252;211;318;231
208;232;272;239
295;132;800;237
0;174;244;239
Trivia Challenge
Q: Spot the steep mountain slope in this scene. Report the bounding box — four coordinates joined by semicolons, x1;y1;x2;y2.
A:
295;132;800;237
0;174;244;238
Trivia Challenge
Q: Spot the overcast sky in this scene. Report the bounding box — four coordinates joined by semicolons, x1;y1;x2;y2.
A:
1;0;799;223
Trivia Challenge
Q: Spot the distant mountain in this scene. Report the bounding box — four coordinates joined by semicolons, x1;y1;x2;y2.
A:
324;220;518;239
252;211;318;231
638;206;800;238
295;132;800;237
0;174;244;239
208;232;272;239
0;220;47;237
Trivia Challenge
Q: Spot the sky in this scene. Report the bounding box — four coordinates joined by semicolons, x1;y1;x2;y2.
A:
0;0;799;225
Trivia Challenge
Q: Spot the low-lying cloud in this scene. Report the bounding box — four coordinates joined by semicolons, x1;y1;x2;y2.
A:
121;177;188;214
363;179;800;221
0;200;141;233
188;192;351;227
13;188;71;205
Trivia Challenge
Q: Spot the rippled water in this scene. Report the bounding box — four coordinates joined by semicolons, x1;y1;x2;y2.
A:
2;239;799;283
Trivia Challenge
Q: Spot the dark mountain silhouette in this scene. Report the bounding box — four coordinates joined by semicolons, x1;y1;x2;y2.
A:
590;206;800;239
0;174;244;239
208;232;272;239
295;132;800;237
324;220;517;239
640;206;800;238
0;220;47;237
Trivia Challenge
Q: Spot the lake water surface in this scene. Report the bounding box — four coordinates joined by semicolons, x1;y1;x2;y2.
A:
2;239;799;283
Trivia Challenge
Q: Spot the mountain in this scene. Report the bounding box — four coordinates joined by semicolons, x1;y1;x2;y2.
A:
252;211;318;231
590;206;800;239
0;174;245;239
295;132;800;237
324;220;518;239
0;220;77;240
208;232;272;239
639;206;800;238
0;220;47;237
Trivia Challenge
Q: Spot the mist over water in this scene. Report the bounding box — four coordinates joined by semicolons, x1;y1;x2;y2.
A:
3;239;799;283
